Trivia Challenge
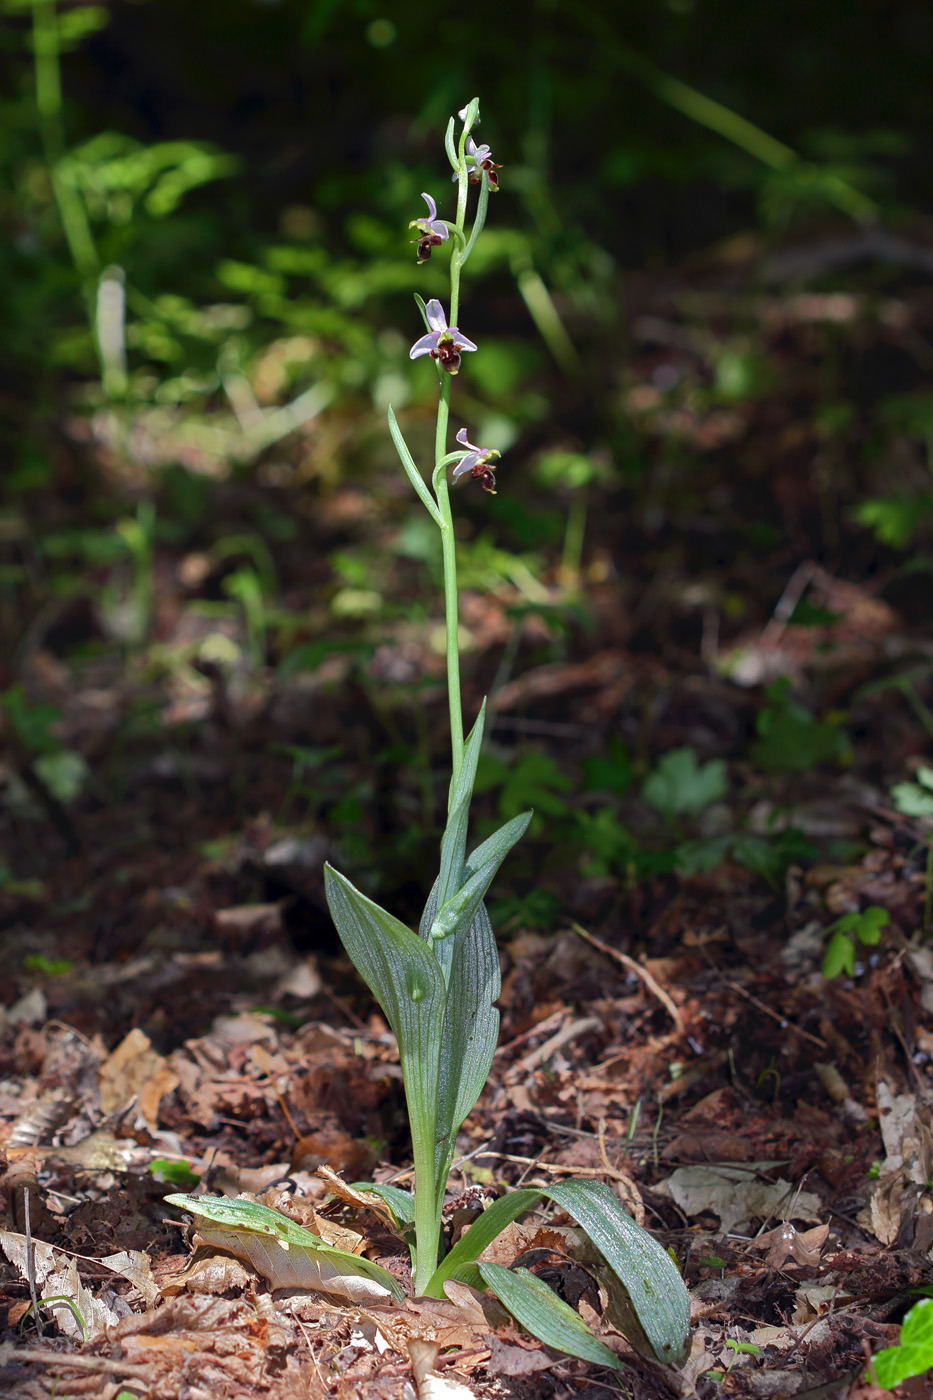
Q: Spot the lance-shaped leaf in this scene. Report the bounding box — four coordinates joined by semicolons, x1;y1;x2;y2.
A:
387;405;442;526
434;703;487;926
419;889;502;1198
424;1180;690;1367
430;811;532;942
478;1263;621;1371
350;1181;416;1231
542;1179;689;1366
324;865;446;1182
164;1194;404;1304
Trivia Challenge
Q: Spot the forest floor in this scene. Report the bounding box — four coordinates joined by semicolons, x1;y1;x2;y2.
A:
1;235;932;1400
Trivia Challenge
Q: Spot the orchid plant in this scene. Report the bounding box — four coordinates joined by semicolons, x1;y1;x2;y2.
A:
320;99;689;1369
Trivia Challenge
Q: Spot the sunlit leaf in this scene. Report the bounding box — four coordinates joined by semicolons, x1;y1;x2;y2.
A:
479;1262;621;1369
164;1194;404;1303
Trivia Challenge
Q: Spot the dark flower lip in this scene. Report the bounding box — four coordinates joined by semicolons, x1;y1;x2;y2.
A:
452;427;500;489
409;300;478;373
454;137;502;190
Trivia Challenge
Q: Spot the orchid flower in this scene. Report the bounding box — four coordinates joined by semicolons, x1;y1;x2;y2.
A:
409;192;449;264
409;298;477;375
453;136;502;190
452;427;500;493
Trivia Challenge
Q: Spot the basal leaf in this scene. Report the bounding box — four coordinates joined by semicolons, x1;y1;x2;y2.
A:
427;1180;690;1366
164;1194;404;1303
350;1181;416;1229
324;865;446;1185
478;1262;621;1370
545;1179;690;1365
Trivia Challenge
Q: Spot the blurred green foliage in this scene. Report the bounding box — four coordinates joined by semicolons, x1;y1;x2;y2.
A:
0;0;930;909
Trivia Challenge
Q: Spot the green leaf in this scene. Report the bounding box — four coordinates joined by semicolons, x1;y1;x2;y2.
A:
324;865;446;1198
872;1296;933;1387
478;1262;621;1370
164;1194;404;1303
432;703;487;976
581;737;632;795
349;1181;416;1229
387;406;443;526
891;773;933;820
642;748;728;818
545;1179;690;1366
430;811;532;941
822;930;855;978
425;1180;690;1367
426;1189;544;1295
420;888;502;1201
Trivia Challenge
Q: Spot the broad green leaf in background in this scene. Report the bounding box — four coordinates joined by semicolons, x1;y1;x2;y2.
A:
892;767;933;819
163;1194;404;1303
871;1296;933;1388
478;1262;622;1370
642;747;727;818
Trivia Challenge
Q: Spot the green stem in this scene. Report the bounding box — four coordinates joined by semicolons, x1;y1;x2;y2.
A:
32;0;99;286
434;378;463;792
411;1108;442;1295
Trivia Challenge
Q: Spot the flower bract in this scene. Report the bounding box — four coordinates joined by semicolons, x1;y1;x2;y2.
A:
409;300;477;375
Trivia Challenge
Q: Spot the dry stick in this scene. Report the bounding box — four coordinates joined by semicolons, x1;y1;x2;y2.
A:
720;976;827;1049
23;1185;42;1339
569;922;686;1038
473;1149;633;1182
0;1345;151;1380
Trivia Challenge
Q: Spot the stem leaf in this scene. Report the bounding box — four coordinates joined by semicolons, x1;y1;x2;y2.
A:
420;890;502;1199
431;811;532;942
387;405;442;525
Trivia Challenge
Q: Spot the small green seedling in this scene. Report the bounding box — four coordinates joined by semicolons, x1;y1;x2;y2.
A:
870;1296;933;1388
751;678;851;772
704;1337;761;1383
148;1159;201;1187
891;767;933;932
821;906;889;978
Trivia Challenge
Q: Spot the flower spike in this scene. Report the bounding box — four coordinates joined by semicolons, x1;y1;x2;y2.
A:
410;192;450;264
452;427;500;493
409;299;477;375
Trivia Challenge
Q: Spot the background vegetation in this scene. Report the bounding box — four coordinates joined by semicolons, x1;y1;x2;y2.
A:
1;0;931;935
